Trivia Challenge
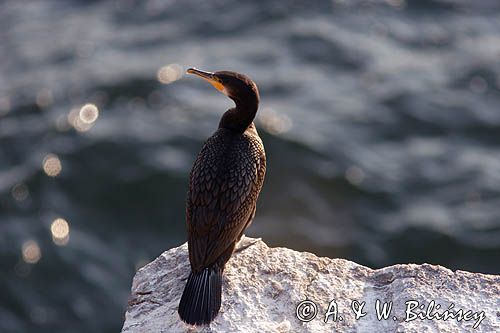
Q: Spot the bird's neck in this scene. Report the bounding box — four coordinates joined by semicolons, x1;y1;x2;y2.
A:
219;97;258;133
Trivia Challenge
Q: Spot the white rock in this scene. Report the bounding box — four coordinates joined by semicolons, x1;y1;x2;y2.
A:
122;236;499;333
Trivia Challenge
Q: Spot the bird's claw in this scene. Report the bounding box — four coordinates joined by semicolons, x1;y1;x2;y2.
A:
235;236;261;253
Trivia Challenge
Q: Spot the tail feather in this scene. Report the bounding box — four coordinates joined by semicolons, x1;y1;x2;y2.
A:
178;267;222;325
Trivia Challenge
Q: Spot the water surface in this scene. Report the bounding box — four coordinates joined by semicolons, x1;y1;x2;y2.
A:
1;0;500;331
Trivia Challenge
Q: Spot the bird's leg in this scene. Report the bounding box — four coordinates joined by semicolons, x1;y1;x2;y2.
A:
235;235;261;253
234;208;257;254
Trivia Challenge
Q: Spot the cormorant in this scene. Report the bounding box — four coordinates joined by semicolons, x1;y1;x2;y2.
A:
178;68;266;326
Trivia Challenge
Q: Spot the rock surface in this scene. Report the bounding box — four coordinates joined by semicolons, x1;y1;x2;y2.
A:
122;237;499;333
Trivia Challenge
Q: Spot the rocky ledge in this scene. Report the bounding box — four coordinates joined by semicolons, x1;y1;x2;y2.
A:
122;237;499;333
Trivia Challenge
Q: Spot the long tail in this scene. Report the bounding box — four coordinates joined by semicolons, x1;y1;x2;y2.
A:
178;266;222;325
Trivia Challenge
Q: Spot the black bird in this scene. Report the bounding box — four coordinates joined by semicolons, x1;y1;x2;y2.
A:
178;68;266;325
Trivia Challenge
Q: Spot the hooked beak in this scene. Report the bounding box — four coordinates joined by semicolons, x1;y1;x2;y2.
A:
187;68;214;80
186;67;226;94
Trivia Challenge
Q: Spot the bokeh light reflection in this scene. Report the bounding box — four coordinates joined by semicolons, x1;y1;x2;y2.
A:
157;64;183;84
257;108;293;135
42;154;62;177
79;103;99;124
51;218;70;246
22;240;41;264
11;183;29;201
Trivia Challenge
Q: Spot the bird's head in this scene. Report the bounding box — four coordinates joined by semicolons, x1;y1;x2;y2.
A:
186;68;259;107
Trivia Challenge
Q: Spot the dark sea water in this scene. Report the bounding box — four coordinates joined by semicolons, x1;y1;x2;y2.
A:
1;0;500;332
